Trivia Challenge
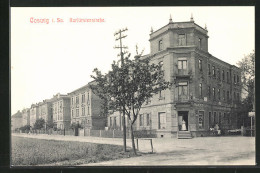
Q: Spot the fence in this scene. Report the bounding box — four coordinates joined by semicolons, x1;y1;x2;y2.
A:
17;128;156;139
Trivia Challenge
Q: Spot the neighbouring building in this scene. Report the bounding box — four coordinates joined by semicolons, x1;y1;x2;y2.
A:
52;93;71;130
30;103;39;127
68;83;106;130
11;111;23;131
108;16;242;138
38;99;54;127
22;108;30;127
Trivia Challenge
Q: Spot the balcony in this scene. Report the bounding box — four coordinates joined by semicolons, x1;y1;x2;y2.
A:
177;95;191;103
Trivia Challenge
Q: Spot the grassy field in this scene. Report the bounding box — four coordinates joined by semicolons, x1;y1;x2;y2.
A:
11;136;136;166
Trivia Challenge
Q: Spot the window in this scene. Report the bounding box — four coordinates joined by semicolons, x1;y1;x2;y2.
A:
140;114;144;126
237;75;240;84
222;70;225;81
199;83;202;98
237;93;240;101
71;110;74;117
234;74;236;84
76;96;79;104
146;114;150;126
208;86;211;99
114;117;117;127
87;106;90;115
71;98;74;105
209;112;213;127
227;113;231;124
199;59;202;71
219;112;222;125
159;40;163;51
178;34;186;46
76;109;79;117
227;71;230;83
159;90;164;99
212;66;215;77
214;112;217;125
217;68;220;80
178;60;187;70
82;107;85;116
178;82;188;96
198;111;204;129
223;90;226;101
198;38;202;49
158;112;166;129
212;87;215;99
227;91;230;101
218;89;220;100
110;117;112;127
87;92;90;101
82;94;85;103
208;64;211;75
234;92;236;101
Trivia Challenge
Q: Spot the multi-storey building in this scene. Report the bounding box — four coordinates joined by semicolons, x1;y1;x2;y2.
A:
68;83;106;130
21;108;30;127
52;93;71;130
108;17;242;138
38;99;53;127
30;103;39;127
11;111;23;131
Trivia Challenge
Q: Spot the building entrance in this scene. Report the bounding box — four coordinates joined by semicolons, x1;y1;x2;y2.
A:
178;111;188;131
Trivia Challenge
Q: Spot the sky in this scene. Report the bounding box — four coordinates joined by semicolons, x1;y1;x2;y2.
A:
11;7;255;115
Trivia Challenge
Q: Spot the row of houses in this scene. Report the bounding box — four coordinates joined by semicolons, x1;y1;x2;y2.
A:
12;16;242;138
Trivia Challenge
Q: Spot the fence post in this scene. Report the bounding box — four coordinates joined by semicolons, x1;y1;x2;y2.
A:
113;129;115;138
136;138;139;150
150;139;153;153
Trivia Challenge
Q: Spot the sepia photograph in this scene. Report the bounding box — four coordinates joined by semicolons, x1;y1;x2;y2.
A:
11;6;255;166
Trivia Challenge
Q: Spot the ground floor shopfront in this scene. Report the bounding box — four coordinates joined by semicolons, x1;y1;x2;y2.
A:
107;101;239;138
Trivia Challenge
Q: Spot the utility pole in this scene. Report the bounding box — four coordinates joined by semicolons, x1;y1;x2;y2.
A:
114;28;128;152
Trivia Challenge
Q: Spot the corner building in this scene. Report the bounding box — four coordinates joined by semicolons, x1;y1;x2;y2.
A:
109;17;242;138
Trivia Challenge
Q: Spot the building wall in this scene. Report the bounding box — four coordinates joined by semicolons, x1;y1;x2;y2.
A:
22;109;30;126
30;106;39;127
107;20;242;138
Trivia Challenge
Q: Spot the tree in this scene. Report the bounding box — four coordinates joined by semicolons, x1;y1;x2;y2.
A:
33;118;45;130
90;53;170;155
46;121;55;129
19;125;31;132
237;51;255;127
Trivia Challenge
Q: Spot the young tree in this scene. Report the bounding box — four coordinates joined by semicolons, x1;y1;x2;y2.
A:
34;118;45;130
90;54;170;155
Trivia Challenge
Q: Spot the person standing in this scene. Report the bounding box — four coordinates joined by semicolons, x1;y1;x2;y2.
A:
182;119;187;131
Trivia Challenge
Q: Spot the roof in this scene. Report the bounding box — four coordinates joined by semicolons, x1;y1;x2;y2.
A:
12;111;22;118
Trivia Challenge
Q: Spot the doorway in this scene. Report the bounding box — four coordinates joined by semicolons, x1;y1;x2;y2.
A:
178;111;189;131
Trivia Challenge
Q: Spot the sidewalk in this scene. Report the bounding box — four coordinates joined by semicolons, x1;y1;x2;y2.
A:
12;133;255;165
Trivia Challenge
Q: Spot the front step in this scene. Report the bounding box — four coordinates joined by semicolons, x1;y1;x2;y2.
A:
177;131;192;139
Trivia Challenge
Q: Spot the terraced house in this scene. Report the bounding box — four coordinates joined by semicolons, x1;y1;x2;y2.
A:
21;108;30;127
52;93;71;130
108;16;242;138
38;99;54;126
30;104;39;127
68;83;106;130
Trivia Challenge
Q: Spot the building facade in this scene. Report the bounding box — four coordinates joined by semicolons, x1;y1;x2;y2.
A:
68;83;106;130
22;108;30;127
30;104;39;127
52;93;71;130
108;17;242;138
11;111;23;131
38;99;53;126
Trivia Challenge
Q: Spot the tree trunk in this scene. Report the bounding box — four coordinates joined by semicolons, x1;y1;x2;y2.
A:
130;123;137;155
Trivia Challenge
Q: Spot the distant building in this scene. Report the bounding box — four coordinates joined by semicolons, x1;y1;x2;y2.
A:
30;104;39;127
68;83;106;130
108;16;242;138
38;99;53;127
52;93;71;130
21;108;30;127
11;111;23;131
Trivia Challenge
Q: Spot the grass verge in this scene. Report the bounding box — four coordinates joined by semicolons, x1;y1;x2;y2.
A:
11;136;137;166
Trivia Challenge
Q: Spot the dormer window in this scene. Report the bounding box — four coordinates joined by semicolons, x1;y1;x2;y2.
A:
158;40;163;51
178;34;186;46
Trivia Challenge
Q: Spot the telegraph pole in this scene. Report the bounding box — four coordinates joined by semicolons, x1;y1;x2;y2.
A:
114;28;128;152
